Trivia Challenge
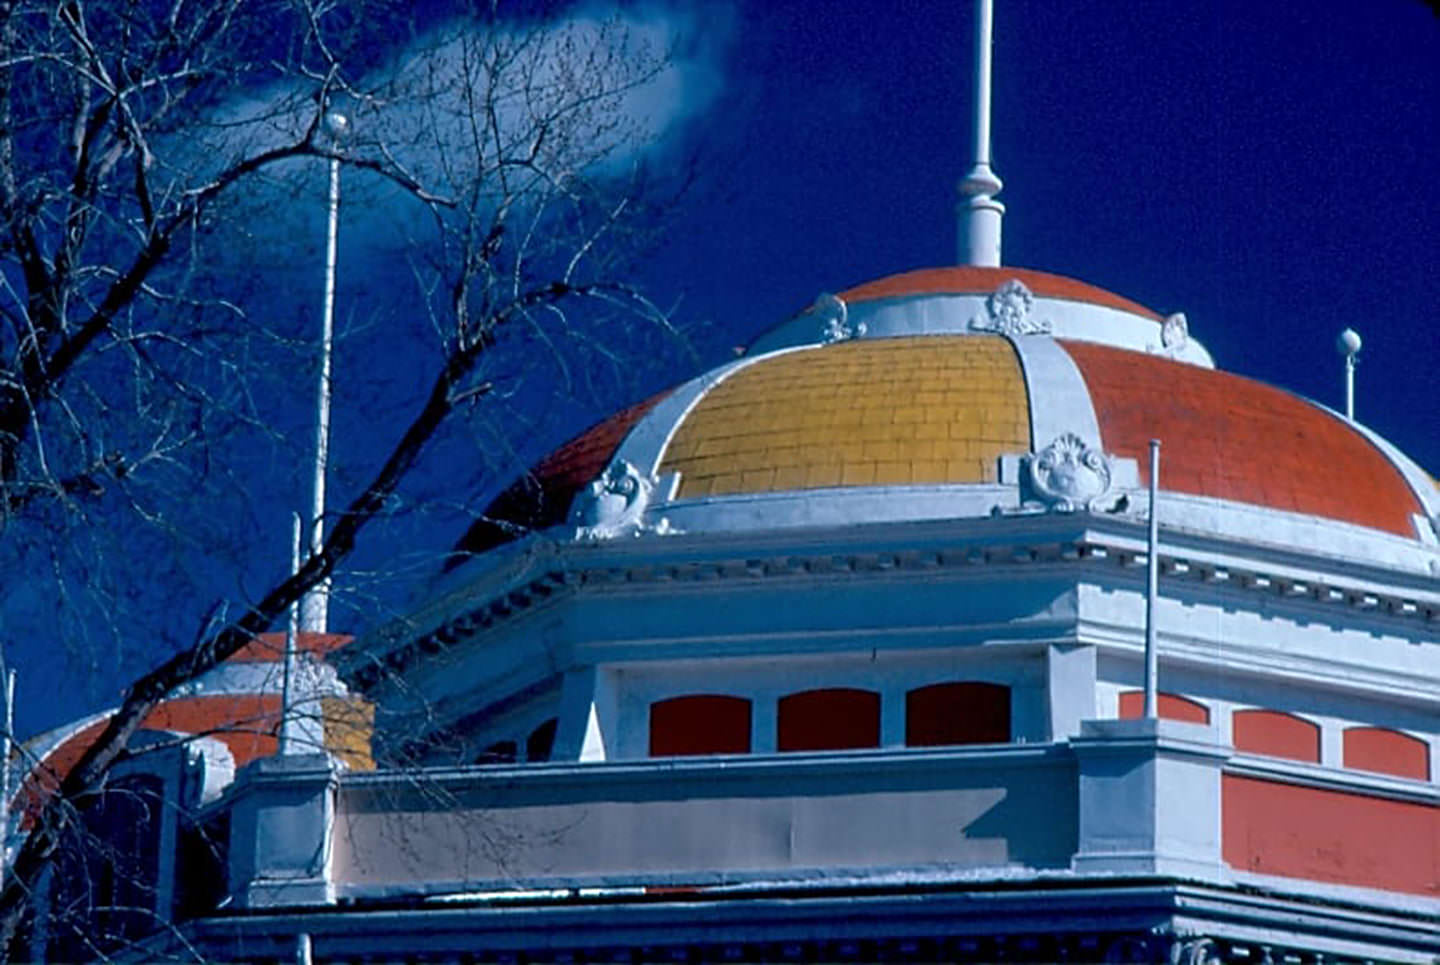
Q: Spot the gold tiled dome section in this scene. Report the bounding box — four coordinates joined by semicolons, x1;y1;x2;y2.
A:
661;336;1031;498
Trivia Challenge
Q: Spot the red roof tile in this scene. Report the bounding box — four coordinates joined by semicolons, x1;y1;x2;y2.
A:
1063;341;1422;537
839;266;1163;320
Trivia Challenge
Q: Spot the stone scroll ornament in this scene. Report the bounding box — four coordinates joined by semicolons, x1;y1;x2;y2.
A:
571;460;677;540
969;278;1052;336
810;292;865;344
1160;311;1189;351
1028;432;1114;512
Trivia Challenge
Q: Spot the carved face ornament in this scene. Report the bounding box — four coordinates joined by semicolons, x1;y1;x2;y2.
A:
970;279;1051;336
989;281;1032;333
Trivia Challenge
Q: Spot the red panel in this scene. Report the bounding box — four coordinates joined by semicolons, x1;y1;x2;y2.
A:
145;695;282;765
778;689;880;752
649;695;752;757
18;695;285;825
905;682;1010;746
15;718;109;826
449;391;670;561
1223;774;1438;896
1343;727;1430;781
1233;709;1320;763
230;632;352;663
838;266;1162;319
1063;341;1422;537
1118;691;1210;724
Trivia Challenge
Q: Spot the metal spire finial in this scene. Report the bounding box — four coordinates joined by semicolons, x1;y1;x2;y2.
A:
957;0;1004;266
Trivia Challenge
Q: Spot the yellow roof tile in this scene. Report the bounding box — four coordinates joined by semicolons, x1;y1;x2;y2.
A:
662;337;1031;497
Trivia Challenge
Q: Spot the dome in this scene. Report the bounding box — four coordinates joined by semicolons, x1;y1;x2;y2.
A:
454;268;1438;565
10;632;372;830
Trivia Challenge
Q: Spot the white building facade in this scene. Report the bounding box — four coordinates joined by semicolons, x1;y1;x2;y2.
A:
124;265;1440;964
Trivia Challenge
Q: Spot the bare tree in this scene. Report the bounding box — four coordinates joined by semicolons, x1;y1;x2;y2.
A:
0;0;692;955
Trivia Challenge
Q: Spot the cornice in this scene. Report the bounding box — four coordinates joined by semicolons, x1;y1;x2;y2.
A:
347;515;1438;691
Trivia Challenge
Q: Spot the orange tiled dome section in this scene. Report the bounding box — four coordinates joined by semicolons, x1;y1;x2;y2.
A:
14;633;375;827
661;337;1031;497
1064;341;1423;538
449;392;667;561
839;266;1163;321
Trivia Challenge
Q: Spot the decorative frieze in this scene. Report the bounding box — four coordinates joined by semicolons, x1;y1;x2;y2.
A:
1161;312;1189;351
969;278;1053;336
808;292;865;344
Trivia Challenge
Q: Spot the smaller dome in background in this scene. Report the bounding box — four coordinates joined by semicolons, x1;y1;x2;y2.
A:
7;633;373;835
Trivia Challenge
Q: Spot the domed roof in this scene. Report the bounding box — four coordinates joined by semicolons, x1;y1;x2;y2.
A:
10;633;373;828
837;265;1162;318
455;268;1438;562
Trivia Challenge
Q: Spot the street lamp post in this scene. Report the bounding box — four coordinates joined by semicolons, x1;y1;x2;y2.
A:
1337;328;1361;422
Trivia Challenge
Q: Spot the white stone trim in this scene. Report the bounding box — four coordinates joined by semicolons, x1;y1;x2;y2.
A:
363;510;1439;694
1145;490;1439;575
747;291;1215;368
610;345;817;480
656;483;1019;534
1007;334;1102;452
639;482;1437;575
1225;752;1436;801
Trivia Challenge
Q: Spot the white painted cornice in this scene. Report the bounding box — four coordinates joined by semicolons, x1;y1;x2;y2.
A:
345;510;1437;695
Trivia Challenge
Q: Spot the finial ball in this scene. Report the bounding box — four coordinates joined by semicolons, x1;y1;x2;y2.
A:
323;110;351;142
1336;328;1362;358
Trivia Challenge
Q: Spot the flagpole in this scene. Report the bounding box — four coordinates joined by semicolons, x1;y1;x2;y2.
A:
1144;439;1161;719
300;109;349;635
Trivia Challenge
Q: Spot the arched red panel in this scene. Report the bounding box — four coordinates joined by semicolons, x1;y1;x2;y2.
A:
905;682;1010;746
778;689;880;752
1118;691;1210;725
1343;727;1429;781
649;695;752;757
1233;709;1320;763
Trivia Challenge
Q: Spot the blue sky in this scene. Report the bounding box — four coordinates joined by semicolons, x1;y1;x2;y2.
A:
9;0;1437;739
653;0;1437;472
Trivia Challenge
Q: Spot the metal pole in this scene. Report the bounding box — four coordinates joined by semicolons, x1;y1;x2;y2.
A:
1344;353;1355;422
973;0;994;172
280;513;303;755
1144;440;1161;719
300;153;340;635
0;668;14;890
1337;328;1361;422
957;0;1005;266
